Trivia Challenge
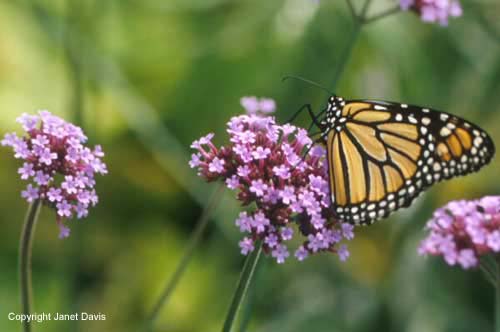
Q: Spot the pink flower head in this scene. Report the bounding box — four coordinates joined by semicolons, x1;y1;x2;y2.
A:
240;96;277;115
419;196;500;269
400;0;462;26
190;98;354;264
2;111;107;238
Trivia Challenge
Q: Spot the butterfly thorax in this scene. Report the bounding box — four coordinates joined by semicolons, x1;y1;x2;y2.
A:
319;96;347;139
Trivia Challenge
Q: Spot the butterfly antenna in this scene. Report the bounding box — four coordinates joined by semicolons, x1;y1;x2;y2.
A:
282;75;334;95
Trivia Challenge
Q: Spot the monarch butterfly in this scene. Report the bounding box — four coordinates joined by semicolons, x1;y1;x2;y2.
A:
304;96;495;225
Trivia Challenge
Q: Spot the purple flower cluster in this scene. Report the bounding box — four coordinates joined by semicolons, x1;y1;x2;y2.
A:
239;96;276;116
400;0;462;25
189;98;354;264
2;111;107;238
419;196;500;269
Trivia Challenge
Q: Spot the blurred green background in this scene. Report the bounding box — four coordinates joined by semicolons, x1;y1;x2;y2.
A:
0;0;499;331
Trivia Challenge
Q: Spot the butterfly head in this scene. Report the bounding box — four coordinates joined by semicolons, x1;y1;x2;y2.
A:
319;95;347;138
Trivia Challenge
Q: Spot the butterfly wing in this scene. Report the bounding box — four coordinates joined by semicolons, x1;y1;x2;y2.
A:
326;99;495;225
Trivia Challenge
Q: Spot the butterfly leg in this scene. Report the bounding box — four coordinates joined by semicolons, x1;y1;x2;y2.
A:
287;104;323;128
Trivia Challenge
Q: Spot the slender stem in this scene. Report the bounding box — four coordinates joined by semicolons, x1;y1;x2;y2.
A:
222;241;263;332
363;6;401;24
147;184;224;326
330;24;362;90
480;261;496;286
64;0;85;127
359;0;373;20
19;199;42;332
331;0;372;89
238;255;265;332
495;258;500;332
344;0;357;20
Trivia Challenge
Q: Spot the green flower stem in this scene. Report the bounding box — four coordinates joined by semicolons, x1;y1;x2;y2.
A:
480;261;496;286
496;258;500;332
345;0;357;20
363;6;401;25
147;184;224;327
222;241;263;332
64;0;85;127
332;0;373;89
330;23;362;90
19;199;42;332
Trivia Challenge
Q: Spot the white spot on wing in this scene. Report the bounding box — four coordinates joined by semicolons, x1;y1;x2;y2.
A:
440;127;451;136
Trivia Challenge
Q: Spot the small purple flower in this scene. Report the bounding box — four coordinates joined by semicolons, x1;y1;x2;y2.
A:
235;212;252;232
252;146;271;160
65;147;80;163
259;98;276;114
279;186;296;205
240;96;260;115
189;153;202;168
273;165;291;180
47;188;63;202
32;134;49;147
298;190;316;209
237;165;251;177
487;231;500;252
75;203;89;219
16;113;39;131
263;188;280;204
1;132;20;146
239;131;256;144
14;141;30;159
249;179;268;197
199;133;214;145
239;237;255;255
90;158;108;175
337;245;350;261
290;201;303;213
311;214;325;230
296;128;312;146
240;96;276;115
21;184;39;202
272;244;290;264
295;246;309;261
457;249;477;269
18;163;35;180
208;157;225;173
34;171;51;186
265;233;279;248
341;223;355;240
38;148;58;166
252;212;270;233
191;133;214;149
62;175;78;194
57;218;70;239
281;227;293;241
56;200;73;218
226;175;240;190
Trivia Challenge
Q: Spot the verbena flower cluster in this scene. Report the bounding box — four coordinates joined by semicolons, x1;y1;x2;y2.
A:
418;196;500;269
400;0;462;25
1;111;107;238
189;97;354;264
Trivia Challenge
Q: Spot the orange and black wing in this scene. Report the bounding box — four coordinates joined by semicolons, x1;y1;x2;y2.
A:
326;100;495;225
